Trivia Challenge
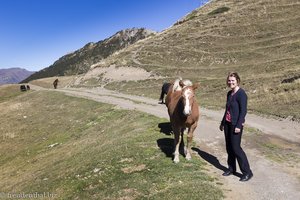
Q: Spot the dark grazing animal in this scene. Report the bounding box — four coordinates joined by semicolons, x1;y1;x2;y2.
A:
20;85;27;92
159;82;172;104
53;79;59;89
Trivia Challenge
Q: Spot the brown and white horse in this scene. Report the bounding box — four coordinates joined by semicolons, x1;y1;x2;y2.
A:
165;78;199;163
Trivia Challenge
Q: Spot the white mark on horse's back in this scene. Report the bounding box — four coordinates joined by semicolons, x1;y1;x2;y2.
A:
182;80;192;87
172;78;192;92
173;78;182;92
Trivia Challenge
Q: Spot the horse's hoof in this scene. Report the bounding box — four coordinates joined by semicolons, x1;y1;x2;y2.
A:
186;156;191;161
186;153;192;160
173;157;180;163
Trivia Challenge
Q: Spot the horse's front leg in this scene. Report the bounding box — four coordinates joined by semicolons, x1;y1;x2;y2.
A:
173;128;182;163
185;123;197;160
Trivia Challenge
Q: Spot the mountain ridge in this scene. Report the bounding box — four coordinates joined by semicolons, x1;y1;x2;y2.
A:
0;68;35;85
21;28;156;83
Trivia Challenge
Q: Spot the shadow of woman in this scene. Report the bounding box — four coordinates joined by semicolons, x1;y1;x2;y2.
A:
192;147;242;177
192;147;226;171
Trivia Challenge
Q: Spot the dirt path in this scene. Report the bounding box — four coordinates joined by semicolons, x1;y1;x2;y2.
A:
30;85;300;199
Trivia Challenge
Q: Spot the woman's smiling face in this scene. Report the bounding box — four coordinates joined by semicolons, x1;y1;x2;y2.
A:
227;76;238;89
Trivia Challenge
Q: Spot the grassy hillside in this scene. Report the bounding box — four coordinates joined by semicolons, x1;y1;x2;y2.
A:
0;87;223;199
0;84;26;103
81;0;300;120
21;28;155;83
29;76;78;89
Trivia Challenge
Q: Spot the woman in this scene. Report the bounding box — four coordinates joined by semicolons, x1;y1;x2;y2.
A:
219;72;253;182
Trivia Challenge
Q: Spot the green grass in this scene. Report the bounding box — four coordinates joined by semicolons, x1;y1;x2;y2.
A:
0;84;28;103
0;89;223;199
105;79;166;100
29;76;77;88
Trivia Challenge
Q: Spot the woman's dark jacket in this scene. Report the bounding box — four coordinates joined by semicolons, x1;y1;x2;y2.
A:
221;88;247;129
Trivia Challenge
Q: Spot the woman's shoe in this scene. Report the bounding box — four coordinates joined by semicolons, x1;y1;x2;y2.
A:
239;173;253;182
222;170;233;176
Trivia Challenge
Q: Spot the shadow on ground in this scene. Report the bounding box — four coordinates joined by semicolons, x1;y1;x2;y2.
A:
192;147;242;177
158;122;172;135
157;122;187;160
157;138;174;158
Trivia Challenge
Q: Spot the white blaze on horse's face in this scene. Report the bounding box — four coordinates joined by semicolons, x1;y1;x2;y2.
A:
183;88;193;116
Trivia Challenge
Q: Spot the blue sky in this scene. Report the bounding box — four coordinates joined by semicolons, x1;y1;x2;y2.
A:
0;0;209;71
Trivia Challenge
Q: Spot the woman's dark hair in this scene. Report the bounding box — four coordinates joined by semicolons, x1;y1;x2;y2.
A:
227;72;241;85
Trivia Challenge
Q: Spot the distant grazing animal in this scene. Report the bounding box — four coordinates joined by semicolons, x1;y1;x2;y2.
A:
26;85;30;90
20;85;27;92
53;79;59;89
159;82;172;104
165;78;199;163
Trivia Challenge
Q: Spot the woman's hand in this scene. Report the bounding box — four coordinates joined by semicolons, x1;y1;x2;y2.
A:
219;124;224;131
235;128;241;133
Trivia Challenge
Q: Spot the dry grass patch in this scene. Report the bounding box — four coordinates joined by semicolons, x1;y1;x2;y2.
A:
29;76;77;89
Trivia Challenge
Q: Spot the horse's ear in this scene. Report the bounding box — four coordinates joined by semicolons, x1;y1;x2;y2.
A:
193;83;200;90
179;80;185;88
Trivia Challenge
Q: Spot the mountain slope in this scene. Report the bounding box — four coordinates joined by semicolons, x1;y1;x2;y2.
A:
22;28;156;83
0;68;34;85
81;0;300;120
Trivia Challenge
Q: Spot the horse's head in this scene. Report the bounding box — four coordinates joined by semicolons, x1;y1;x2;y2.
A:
180;82;199;116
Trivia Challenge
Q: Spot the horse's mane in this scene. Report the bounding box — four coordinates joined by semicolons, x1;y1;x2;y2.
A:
182;80;193;87
172;77;193;92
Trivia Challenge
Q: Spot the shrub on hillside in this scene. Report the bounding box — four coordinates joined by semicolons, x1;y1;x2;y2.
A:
208;7;230;15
